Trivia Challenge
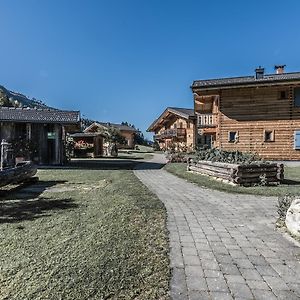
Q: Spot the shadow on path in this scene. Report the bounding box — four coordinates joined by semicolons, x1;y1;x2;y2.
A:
39;158;166;171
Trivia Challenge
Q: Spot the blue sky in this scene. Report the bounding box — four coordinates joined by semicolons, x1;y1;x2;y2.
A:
1;0;300;138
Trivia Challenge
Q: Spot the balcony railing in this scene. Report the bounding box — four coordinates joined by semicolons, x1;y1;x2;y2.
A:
197;113;216;127
154;128;186;140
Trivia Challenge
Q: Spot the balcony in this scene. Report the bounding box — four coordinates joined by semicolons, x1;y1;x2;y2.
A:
197;113;217;127
154;128;186;140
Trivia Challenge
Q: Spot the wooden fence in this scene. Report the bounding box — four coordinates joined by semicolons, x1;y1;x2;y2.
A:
187;158;284;186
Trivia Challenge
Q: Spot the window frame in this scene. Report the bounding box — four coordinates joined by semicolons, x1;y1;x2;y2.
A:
294;87;300;107
264;129;275;142
278;90;288;100
294;130;300;150
228;131;238;143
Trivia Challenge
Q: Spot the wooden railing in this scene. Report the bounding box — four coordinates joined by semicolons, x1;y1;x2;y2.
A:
154;128;186;140
197;113;216;127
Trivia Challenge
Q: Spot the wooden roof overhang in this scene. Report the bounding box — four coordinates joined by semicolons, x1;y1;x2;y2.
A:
84;122;139;133
192;79;300;93
0;107;80;124
147;108;195;132
70;132;105;138
193;93;219;104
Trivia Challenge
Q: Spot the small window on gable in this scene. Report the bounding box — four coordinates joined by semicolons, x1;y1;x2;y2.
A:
173;123;177;129
294;88;300;107
187;122;190;129
294;130;300;149
228;131;238;143
264;130;274;142
278;90;288;100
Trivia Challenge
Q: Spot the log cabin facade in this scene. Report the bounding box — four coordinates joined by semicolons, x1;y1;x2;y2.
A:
0;107;80;164
147;107;196;151
192;66;300;160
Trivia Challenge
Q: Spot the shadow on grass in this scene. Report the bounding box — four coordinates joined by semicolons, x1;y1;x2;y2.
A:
39;159;165;171
0;197;77;224
0;180;77;224
0;180;67;199
282;178;300;185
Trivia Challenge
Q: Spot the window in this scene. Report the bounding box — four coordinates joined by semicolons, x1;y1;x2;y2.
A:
173;123;177;129
228;131;238;143
294;88;300;107
295;131;300;149
278;90;288;100
264;130;274;142
179;122;183;128
187;122;190;129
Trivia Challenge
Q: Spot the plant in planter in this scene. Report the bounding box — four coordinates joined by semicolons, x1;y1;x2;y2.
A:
73;139;94;157
11;138;38;162
196;148;262;165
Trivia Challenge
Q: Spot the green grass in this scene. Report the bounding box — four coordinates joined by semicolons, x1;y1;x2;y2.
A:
0;167;169;299
164;163;300;197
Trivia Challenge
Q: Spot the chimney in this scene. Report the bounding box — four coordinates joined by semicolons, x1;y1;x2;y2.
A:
275;65;286;74
255;66;265;79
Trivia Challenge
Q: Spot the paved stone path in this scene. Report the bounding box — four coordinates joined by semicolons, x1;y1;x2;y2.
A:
134;154;300;300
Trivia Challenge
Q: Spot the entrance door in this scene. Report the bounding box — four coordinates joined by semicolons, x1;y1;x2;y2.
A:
47;125;56;164
203;134;212;148
197;133;215;149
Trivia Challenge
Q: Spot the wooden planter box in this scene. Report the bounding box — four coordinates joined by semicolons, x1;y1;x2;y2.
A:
187;158;284;186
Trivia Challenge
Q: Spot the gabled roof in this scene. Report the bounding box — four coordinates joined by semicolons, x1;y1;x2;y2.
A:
0;107;80;124
84;122;138;133
147;107;195;132
192;72;300;90
70;132;104;138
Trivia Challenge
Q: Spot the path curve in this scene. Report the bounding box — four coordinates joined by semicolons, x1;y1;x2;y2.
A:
134;154;300;300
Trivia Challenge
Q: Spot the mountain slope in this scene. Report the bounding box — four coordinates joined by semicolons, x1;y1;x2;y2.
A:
0;84;53;109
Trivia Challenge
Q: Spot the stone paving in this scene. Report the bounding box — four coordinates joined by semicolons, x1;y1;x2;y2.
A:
134;154;300;300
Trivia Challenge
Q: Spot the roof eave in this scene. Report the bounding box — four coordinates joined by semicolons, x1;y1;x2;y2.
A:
147;107;194;132
192;79;300;91
0;119;80;124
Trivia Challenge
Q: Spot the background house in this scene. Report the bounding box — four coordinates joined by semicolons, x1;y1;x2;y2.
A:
192;65;300;160
0;107;80;165
84;122;138;149
147;107;196;151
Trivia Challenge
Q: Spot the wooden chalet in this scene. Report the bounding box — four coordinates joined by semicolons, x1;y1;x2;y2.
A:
0;107;80;164
147;107;196;151
191;65;300;160
84;122;138;149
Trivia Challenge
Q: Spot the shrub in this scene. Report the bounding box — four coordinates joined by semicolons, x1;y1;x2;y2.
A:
153;141;160;151
166;152;188;163
196;148;262;165
277;194;295;221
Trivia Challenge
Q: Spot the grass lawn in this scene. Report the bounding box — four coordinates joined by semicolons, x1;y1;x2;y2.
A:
165;163;300;197
0;165;169;299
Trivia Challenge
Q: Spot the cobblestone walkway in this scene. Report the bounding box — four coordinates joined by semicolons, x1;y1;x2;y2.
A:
134;155;300;300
